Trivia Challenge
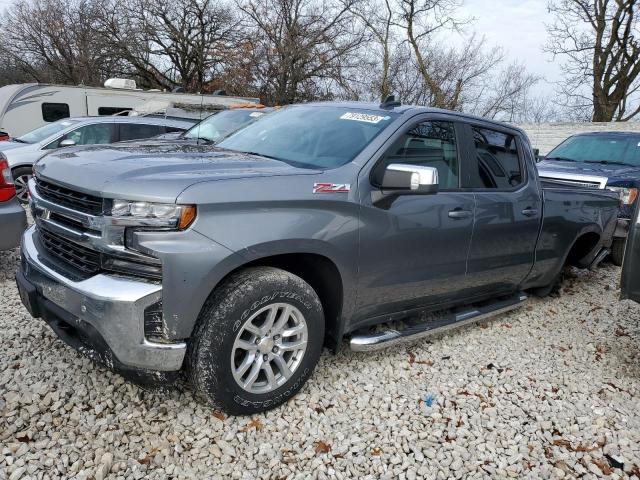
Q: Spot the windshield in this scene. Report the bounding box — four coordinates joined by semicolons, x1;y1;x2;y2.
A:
183;109;268;143
218;106;397;169
18;119;80;144
547;135;640;166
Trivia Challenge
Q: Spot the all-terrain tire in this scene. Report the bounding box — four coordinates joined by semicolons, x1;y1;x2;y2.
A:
610;237;625;266
186;266;324;415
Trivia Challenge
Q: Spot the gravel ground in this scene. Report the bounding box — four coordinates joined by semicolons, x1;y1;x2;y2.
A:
1;245;639;480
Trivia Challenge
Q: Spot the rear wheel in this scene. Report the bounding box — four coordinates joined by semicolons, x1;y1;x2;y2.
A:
12;166;32;204
611;237;626;266
187;267;324;415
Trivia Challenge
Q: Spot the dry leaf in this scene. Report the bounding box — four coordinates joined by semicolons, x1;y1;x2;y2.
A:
592;458;613;475
553;439;572;448
211;410;225;421
371;447;381;456
240;418;263;432
314;441;331;454
614;325;630;337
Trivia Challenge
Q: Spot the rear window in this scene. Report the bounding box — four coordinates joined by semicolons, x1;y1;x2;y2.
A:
218;106;397;169
42;103;70;122
98;107;132;116
468;127;523;189
119;123;165;141
548;135;640;166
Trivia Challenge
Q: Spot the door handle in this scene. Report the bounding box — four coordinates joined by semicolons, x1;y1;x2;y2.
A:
448;209;472;219
522;208;538;217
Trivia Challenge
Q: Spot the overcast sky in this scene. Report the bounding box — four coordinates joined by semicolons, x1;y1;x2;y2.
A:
460;0;560;86
0;0;560;89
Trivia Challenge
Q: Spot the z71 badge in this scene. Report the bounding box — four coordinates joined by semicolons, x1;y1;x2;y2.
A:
313;183;351;194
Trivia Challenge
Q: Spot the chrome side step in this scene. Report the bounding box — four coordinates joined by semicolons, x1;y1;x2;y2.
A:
589;248;610;270
349;293;527;352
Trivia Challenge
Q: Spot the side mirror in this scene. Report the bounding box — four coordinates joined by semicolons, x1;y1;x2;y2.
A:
380;164;439;194
59;139;76;147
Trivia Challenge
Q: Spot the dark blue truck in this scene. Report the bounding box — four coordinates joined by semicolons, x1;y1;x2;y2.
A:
537;131;640;265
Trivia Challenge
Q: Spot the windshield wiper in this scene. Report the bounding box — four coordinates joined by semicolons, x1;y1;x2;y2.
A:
545;156;576;162
584;160;629;166
242;151;284;162
12;138;29;143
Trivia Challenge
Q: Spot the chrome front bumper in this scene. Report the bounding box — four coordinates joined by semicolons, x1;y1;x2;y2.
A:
20;226;186;371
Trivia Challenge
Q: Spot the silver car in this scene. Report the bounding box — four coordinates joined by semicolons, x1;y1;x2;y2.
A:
1;116;195;202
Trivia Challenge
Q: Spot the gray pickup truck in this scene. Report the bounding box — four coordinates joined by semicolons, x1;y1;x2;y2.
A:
16;100;618;414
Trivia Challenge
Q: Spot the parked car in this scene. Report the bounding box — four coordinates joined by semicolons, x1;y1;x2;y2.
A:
0;80;258;138
0;158;26;251
16;101;618;414
147;107;274;143
1;116;195;203
537;132;640;265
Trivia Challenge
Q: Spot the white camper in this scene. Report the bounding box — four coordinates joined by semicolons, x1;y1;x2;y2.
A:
0;80;259;137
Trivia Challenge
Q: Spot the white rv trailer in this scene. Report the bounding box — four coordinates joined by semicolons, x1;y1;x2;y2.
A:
0;80;259;137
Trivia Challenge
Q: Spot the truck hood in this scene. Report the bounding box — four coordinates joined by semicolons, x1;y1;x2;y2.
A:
33;143;320;203
537;159;640;183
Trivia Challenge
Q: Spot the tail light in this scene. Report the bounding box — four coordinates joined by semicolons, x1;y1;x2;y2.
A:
0;158;16;201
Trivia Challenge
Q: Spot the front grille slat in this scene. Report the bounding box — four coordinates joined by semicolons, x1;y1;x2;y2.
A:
40;229;101;275
34;178;162;281
36;178;103;215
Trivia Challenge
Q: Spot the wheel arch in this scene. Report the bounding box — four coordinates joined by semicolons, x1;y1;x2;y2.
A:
564;229;603;268
200;247;350;352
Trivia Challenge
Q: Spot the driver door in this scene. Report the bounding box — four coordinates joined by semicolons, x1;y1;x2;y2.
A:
356;117;475;323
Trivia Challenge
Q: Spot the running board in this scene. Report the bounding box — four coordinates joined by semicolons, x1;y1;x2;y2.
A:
589;248;610;270
349;293;527;352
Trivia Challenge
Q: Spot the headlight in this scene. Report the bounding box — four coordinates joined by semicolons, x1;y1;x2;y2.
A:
609;187;638;205
110;199;197;229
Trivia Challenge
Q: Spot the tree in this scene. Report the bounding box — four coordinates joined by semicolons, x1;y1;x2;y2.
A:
346;0;395;100
98;0;240;91
239;0;366;105
397;0;468;109
0;0;119;86
546;0;640;121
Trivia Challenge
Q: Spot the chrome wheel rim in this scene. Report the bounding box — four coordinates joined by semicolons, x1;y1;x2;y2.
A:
14;174;31;203
231;303;308;394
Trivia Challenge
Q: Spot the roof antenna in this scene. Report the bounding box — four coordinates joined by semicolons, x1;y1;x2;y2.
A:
380;94;401;109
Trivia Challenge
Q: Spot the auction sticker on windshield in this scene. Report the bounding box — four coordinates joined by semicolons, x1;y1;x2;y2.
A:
340;112;389;124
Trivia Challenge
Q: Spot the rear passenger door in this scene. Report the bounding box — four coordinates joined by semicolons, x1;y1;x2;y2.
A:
118;123;166;142
461;123;541;295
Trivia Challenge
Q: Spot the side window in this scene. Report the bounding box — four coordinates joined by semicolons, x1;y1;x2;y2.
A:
98;107;131;116
376;120;459;189
42;103;70;122
45;123;115;149
119;124;164;141
165;126;186;134
468;127;523;189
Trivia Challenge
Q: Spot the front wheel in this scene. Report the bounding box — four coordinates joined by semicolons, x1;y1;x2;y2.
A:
187;267;325;415
12;166;32;204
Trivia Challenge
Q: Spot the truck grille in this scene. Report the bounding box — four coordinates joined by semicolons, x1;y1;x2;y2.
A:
36;178;104;215
39;228;101;275
541;177;601;189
